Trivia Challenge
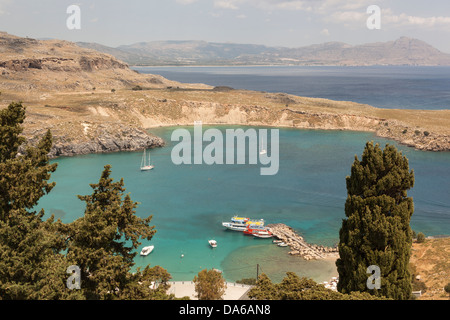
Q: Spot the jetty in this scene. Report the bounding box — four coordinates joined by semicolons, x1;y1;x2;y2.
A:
267;224;338;261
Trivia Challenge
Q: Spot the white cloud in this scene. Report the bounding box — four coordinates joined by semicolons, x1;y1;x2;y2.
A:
382;8;450;28
209;0;450;33
328;10;366;23
318;3;450;31
176;0;199;4
0;0;11;15
321;28;330;36
216;0;372;13
214;0;240;10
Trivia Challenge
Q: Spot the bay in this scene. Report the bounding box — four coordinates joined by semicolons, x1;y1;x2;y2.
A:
37;126;450;283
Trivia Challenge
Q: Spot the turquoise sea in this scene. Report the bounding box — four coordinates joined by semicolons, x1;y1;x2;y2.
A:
38;126;450;283
36;66;450;283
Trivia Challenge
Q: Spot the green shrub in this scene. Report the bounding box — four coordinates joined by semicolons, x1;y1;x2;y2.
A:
416;232;426;243
236;278;257;285
444;283;450;298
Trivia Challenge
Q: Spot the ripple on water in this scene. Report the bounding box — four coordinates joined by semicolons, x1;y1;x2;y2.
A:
221;240;338;284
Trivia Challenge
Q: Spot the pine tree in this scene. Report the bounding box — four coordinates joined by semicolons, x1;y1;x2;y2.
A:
1;102;162;300
336;142;415;300
193;269;227;300
247;273;278;300
64;165;156;299
0;102;74;299
247;272;384;300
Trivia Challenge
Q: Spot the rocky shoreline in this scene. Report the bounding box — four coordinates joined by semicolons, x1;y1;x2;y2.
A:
21;123;165;159
131;93;450;152
268;224;339;261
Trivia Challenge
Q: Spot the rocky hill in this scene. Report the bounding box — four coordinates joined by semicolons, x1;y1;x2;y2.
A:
0;31;207;156
0;31;206;92
77;37;450;66
1;32;449;157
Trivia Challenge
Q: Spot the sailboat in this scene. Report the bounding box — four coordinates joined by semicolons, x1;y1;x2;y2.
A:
259;136;267;155
140;149;154;171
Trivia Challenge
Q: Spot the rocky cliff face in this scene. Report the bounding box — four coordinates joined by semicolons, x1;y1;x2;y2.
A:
21;122;165;159
136;98;449;152
0;56;128;73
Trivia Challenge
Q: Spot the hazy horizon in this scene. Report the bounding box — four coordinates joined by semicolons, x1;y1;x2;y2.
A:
73;36;448;54
1;0;450;52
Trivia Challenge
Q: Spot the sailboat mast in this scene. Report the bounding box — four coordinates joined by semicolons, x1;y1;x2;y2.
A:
141;149;146;168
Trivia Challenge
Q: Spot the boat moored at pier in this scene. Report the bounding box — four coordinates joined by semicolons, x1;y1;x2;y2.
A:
243;223;270;235
222;216;265;231
253;230;273;238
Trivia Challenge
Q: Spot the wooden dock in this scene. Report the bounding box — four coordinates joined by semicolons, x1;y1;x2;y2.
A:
267;223;338;261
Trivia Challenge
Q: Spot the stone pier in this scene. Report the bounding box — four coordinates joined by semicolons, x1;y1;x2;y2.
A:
267;223;339;261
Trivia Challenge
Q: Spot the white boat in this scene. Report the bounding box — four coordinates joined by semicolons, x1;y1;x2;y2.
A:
253;231;273;239
140;245;154;256
222;221;247;231
273;240;283;244
259;136;267;155
222;216;249;231
277;242;288;247
140;149;154;171
209;240;217;248
222;216;264;231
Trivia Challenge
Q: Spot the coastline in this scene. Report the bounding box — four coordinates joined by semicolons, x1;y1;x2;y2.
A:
133;64;450;68
1;32;449;157
20;98;450;158
137;106;450;153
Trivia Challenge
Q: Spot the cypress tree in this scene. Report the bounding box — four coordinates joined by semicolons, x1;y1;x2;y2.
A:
336;142;415;300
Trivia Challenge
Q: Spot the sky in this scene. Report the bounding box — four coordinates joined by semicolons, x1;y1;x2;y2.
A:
1;0;450;52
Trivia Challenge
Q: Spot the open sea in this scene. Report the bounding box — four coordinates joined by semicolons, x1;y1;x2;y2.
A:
38;66;450;283
134;65;450;110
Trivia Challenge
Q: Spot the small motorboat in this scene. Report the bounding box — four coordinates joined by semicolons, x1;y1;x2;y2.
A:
209;240;217;248
140;245;154;256
253;231;273;239
277;242;288;247
273;240;283;244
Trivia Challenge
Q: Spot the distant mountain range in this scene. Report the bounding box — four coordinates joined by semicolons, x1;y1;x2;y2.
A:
76;37;450;66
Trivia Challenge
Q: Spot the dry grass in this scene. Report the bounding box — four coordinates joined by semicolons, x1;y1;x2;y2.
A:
1;85;450;152
410;238;450;300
